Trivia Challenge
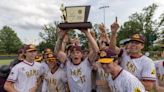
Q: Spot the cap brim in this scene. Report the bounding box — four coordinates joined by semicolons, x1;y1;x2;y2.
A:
26;49;37;52
130;39;144;43
98;58;114;63
46;58;56;62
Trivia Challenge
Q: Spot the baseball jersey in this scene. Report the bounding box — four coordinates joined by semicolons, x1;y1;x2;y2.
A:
120;49;156;81
41;61;49;75
107;69;145;92
66;57;92;92
7;60;42;92
42;67;67;92
155;59;164;86
95;62;110;92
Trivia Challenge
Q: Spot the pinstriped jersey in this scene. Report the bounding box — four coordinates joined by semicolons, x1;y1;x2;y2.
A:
120;49;156;81
66;57;92;92
107;69;145;92
7;60;42;92
155;60;164;86
42;67;67;92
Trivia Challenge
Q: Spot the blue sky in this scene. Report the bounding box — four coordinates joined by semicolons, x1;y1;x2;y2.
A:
0;0;163;44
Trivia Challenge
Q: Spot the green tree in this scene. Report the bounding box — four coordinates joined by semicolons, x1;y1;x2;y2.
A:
0;26;23;54
117;3;164;50
38;22;59;51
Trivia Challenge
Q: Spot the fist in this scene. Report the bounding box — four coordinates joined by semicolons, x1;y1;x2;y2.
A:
99;24;106;33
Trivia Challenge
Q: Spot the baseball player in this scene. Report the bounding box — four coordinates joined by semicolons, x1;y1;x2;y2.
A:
109;17;156;91
55;29;99;92
42;53;68;92
4;44;42;92
155;59;164;92
98;48;146;92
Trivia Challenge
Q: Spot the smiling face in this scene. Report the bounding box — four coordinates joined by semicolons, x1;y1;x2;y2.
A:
47;59;57;69
70;50;83;65
128;41;144;54
25;50;37;62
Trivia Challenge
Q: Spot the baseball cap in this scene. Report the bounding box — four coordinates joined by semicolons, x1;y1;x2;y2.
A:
24;44;37;52
98;48;118;63
46;53;57;62
69;45;82;52
130;34;145;44
119;38;130;45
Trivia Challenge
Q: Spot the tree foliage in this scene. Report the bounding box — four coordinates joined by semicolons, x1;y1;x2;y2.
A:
38;22;59;51
117;3;164;50
0;26;23;54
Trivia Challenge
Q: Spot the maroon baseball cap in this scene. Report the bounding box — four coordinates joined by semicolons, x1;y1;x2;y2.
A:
24;44;37;52
69;45;82;52
98;48;118;63
130;34;145;44
46;53;57;62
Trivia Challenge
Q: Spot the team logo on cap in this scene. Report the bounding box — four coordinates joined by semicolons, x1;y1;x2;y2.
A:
132;34;140;39
48;54;53;58
100;51;107;57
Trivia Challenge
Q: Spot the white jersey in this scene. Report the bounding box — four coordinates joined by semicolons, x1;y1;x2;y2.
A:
42;67;67;92
7;60;42;92
155;59;164;86
41;61;49;74
107;69;145;92
120;49;156;81
66;57;92;92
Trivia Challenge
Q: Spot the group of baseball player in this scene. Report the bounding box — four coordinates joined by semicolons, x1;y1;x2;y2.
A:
2;18;164;92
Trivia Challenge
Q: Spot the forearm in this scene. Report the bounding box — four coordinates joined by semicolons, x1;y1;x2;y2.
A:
85;30;99;53
109;32;120;54
4;82;18;92
55;36;65;53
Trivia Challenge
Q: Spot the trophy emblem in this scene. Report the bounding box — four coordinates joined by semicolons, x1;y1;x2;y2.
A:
58;4;92;29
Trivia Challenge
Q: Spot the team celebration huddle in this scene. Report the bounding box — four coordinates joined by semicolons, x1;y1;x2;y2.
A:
1;16;163;92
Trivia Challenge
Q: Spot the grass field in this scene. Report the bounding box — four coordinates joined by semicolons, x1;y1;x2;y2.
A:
0;59;13;65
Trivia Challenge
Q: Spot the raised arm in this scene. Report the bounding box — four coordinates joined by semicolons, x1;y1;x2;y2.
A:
55;29;67;53
81;29;99;63
109;17;120;54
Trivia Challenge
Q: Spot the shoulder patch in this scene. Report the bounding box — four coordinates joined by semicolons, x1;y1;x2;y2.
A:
134;87;141;92
151;69;155;75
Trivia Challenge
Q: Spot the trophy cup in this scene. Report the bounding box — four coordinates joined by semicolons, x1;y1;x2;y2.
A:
58;4;92;29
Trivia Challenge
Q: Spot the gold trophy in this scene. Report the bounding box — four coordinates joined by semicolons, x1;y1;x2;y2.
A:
58;4;92;29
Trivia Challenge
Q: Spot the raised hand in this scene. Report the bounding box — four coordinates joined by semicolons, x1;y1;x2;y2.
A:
57;28;67;37
99;23;106;33
111;17;119;34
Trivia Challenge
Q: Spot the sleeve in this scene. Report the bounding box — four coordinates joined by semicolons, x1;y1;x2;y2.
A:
141;58;156;81
7;66;19;82
126;78;146;92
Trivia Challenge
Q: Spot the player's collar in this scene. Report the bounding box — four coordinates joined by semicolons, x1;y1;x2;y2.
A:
112;68;123;80
23;60;34;66
130;55;143;59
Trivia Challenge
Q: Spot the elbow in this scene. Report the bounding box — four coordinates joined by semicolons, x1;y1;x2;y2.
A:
4;81;13;91
4;82;9;91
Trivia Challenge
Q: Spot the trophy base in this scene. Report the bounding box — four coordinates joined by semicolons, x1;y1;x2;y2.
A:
58;22;92;29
